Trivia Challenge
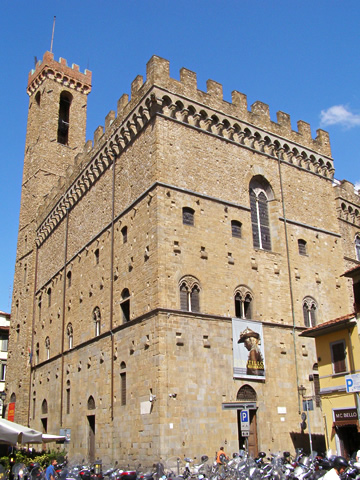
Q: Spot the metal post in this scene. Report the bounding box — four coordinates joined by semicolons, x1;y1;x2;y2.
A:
305;399;313;457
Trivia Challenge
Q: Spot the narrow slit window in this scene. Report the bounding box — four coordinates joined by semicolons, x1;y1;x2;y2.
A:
57;91;72;145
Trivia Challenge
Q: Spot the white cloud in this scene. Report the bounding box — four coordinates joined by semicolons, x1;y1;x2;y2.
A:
355;181;360;192
320;105;360;128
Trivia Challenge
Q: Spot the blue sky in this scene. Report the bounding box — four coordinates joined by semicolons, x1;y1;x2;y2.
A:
1;0;360;312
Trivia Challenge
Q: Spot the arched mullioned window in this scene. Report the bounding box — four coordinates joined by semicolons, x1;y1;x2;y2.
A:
67;323;73;349
303;297;318;327
249;177;273;251
179;276;200;312
93;307;101;336
57;91;72;145
355;234;360;261
234;286;253;319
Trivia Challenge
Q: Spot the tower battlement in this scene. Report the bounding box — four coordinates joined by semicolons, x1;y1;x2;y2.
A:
109;55;331;157
27;51;92;96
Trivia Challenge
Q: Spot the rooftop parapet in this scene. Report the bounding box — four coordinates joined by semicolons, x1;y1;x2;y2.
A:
111;55;331;157
27;51;92;96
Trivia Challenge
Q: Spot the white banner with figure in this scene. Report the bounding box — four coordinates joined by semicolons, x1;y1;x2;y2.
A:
232;318;266;380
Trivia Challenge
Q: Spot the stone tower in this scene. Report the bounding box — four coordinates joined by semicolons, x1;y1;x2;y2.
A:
7;52;91;422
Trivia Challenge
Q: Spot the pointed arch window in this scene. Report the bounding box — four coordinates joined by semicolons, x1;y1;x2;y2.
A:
179;276;200;312
57;91;72;145
41;399;48;415
249;177;272;251
87;395;95;410
303;297;317;327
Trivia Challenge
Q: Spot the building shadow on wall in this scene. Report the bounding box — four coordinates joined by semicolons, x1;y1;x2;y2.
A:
290;432;326;454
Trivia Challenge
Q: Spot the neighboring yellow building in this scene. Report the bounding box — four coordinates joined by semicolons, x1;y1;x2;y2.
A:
300;265;360;458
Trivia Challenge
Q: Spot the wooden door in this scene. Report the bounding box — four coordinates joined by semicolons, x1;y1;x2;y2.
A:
247;410;258;458
237;409;258;457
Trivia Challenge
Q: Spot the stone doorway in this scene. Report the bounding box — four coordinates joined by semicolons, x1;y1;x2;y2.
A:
236;385;258;457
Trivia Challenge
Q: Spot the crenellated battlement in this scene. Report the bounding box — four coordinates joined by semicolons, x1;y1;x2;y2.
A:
35;55;335;244
109;55;331;157
27;51;92;96
334;180;360;226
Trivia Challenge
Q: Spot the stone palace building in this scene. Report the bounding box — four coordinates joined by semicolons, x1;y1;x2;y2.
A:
6;51;360;465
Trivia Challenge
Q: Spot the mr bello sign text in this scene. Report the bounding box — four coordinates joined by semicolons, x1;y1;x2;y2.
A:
334;408;358;422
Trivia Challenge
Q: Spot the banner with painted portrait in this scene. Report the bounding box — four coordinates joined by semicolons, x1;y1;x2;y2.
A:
232;318;266;380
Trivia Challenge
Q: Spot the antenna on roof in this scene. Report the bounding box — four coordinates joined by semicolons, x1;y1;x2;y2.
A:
50;16;56;53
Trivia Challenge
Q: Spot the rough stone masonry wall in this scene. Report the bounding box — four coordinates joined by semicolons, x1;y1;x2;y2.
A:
11;53;359;461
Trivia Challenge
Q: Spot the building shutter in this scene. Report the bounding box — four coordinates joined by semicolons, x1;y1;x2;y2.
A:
332;342;346;374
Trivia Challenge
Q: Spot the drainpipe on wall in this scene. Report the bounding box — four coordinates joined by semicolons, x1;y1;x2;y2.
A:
110;154;116;422
277;155;301;413
60;208;69;427
28;245;39;426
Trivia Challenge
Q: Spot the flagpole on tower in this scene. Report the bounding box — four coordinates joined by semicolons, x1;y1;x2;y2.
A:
50;16;56;53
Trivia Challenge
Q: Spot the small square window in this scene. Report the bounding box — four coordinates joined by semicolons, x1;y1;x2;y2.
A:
231;220;242;238
298;239;307;255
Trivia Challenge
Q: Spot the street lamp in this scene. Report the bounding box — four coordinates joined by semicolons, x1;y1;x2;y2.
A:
298;384;313;457
298;384;306;397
